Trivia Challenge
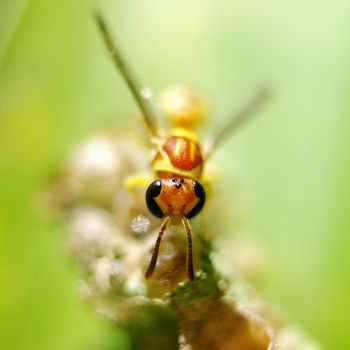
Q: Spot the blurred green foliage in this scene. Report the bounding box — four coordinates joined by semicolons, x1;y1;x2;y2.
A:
1;0;350;349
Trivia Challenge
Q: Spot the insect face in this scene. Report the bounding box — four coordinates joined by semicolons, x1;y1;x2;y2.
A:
146;178;205;219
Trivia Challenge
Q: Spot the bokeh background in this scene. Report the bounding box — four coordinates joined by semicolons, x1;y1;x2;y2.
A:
1;0;350;349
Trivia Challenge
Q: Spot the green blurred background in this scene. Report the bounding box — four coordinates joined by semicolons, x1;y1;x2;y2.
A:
1;0;350;349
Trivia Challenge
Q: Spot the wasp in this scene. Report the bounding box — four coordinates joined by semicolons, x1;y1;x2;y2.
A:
95;14;268;281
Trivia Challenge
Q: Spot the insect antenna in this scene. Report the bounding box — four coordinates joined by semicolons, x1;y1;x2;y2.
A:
95;12;160;138
145;216;171;278
205;86;270;159
182;216;194;281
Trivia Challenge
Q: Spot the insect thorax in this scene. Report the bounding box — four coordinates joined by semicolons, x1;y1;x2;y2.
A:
151;129;203;180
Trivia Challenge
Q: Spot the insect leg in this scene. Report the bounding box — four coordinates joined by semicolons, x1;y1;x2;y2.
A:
95;13;160;138
145;215;171;278
204;87;270;159
182;216;194;281
124;173;153;197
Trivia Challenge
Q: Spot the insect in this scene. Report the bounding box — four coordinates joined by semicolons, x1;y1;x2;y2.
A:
95;13;268;281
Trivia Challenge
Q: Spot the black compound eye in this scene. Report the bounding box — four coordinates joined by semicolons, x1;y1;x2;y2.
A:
187;180;206;219
145;180;164;218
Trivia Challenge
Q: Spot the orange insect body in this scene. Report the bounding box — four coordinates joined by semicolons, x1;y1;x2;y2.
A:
164;136;202;171
152;129;204;180
146;126;206;222
144;105;207;280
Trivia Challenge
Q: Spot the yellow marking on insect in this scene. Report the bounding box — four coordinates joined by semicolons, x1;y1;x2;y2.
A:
171;127;198;141
189;141;196;162
174;138;183;157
